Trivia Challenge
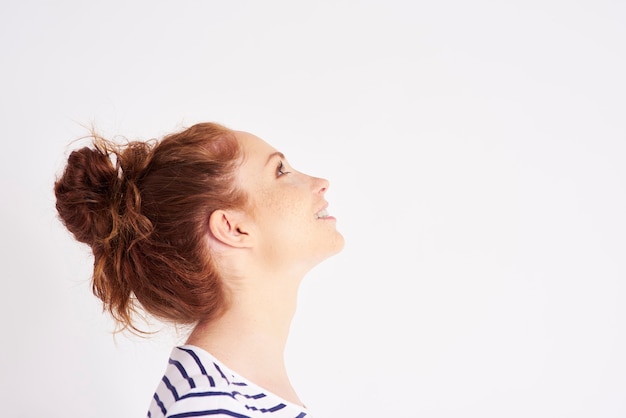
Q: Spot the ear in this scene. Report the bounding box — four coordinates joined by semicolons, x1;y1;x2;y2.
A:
208;209;253;248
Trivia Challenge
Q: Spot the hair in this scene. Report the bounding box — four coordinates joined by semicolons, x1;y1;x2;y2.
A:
54;122;247;334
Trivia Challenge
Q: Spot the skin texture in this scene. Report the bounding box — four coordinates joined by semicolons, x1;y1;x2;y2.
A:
186;131;344;406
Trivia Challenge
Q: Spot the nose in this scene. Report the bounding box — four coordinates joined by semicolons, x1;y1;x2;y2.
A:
312;176;329;194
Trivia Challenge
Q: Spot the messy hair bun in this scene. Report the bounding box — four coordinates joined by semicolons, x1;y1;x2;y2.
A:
55;137;151;247
54;123;245;333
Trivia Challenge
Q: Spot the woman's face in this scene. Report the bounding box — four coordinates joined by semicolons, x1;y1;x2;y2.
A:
234;131;344;272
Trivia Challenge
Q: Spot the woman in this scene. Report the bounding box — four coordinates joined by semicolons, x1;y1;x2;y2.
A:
54;122;344;417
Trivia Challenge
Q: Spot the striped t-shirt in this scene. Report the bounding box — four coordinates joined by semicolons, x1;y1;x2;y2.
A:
147;345;310;418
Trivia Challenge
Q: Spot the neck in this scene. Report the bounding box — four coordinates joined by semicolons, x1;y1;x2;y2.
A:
186;273;303;405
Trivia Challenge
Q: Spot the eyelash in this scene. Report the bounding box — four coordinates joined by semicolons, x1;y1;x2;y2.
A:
277;160;291;177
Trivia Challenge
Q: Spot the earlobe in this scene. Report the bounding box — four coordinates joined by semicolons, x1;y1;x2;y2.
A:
208;209;253;248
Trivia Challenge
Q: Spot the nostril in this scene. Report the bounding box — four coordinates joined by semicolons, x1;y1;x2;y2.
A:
316;177;330;194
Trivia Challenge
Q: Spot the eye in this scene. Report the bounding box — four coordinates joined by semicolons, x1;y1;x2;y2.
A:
277;160;291;177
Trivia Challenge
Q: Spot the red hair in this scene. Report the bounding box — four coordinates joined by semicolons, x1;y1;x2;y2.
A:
54;122;246;333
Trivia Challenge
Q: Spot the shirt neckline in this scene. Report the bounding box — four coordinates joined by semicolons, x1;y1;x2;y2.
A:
178;344;309;412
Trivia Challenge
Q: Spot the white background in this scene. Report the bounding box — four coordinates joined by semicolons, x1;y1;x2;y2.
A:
1;1;625;417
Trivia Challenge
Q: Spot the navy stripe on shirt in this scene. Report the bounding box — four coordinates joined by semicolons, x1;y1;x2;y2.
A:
169;409;251;418
163;375;180;401
169;358;197;389
178;347;217;387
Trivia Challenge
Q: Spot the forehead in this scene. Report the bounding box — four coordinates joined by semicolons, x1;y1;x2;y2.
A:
234;130;278;167
235;131;276;183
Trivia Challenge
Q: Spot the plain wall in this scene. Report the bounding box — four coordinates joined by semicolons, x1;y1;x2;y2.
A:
1;1;625;417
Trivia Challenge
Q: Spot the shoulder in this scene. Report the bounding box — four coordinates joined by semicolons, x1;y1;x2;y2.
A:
147;346;310;418
148;346;248;417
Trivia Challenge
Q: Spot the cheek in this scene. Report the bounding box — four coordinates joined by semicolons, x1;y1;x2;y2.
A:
259;194;311;241
257;186;304;218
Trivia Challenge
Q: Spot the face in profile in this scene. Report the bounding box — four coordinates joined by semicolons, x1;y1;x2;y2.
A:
234;131;344;272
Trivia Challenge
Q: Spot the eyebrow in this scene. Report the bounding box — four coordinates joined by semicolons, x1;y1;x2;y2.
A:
265;151;285;166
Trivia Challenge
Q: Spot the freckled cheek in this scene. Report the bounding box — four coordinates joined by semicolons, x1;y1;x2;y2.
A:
258;191;284;210
258;188;299;211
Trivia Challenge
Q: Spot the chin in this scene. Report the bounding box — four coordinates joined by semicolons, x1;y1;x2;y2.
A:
301;231;345;271
326;231;345;257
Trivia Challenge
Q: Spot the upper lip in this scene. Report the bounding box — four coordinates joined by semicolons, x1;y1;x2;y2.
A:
315;203;328;215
